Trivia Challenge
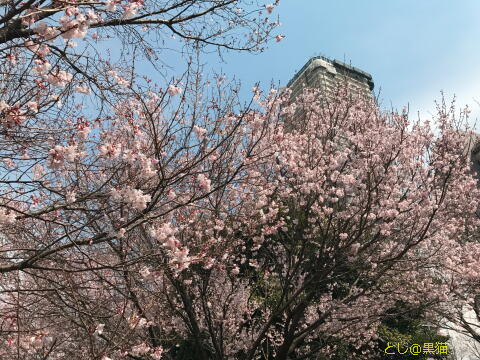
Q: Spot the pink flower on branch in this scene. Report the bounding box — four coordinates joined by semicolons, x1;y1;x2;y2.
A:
0;208;16;224
170;246;191;272
33;21;60;40
46;70;73;88
105;0;117;12
197;173;211;192
75;85;91;94
193;125;207;140
26;101;38;113
0;104;26;127
122;2;141;19
99;142;121;159
130;342;150;356
47;145;81;169
167;84;182;96
94;323;104;335
110;186;151;210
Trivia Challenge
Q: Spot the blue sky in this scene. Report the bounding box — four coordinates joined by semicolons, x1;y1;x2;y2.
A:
207;0;480;125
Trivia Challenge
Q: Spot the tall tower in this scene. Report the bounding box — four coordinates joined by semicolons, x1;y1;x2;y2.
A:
286;56;374;102
283;56;374;131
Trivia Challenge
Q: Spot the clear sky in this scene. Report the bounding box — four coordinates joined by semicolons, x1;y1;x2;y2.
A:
209;0;480;125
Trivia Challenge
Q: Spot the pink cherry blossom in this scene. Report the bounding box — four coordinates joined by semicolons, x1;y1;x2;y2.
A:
47;144;81;168
170;246;191;272
33;59;52;76
94;323;105;335
46;70;73;87
99;142;121;158
47;146;66;169
26;101;38;113
151;347;164;360
111;186;151;210
1;106;26;126
0;208;16;224
167;84;182;96
130;343;150;355
75;85;91;94
193;125;207;139
122;2;141;19
115;228;126;238
139;266;153;279
105;0;117;11
34;21;60;40
197;173;211;192
66;191;76;203
21;9;39;26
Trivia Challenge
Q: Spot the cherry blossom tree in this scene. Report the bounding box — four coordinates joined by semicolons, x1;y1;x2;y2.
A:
3;67;480;359
0;0;283;160
1;0;480;358
418;127;480;360
215;90;480;359
0;0;282;65
0;52;285;356
0;0;287;358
